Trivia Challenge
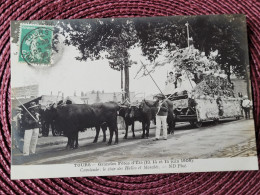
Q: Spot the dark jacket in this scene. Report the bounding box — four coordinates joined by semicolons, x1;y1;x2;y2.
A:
155;100;168;116
23;110;39;130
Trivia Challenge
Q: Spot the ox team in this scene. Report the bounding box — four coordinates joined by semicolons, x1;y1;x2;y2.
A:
13;94;174;156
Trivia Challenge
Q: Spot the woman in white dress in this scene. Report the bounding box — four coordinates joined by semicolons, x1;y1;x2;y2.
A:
173;71;196;94
164;71;176;95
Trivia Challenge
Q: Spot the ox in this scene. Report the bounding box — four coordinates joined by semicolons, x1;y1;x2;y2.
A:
130;99;174;138
118;106;135;139
42;102;119;149
118;105;145;139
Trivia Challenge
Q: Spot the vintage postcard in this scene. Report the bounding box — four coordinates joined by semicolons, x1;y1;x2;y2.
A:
11;15;258;179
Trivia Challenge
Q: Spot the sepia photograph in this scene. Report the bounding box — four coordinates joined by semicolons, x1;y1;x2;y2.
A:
10;14;258;179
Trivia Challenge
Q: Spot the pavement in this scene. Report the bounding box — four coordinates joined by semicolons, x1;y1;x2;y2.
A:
13;122;148;151
12;118;257;165
14;121;187;149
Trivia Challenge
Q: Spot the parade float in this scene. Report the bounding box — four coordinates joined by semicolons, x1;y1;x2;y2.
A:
162;45;243;128
167;76;243;128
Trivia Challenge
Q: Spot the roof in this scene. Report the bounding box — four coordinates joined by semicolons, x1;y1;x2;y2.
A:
11;95;63;109
82;92;135;104
65;96;85;104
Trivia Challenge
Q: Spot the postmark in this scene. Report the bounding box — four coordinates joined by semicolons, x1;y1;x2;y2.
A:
19;24;54;66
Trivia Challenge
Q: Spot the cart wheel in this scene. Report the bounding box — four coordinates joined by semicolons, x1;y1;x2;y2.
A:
190;121;203;128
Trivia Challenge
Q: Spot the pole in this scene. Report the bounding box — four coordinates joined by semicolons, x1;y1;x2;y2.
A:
121;67;124;102
140;61;165;97
13;95;38;122
185;22;194;88
156;91;178;115
185;22;190;48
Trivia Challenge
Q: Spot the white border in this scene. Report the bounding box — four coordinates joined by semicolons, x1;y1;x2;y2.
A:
11;157;259;180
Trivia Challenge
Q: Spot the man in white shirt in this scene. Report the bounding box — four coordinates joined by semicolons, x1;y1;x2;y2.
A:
153;94;168;141
242;96;252;119
23;102;40;156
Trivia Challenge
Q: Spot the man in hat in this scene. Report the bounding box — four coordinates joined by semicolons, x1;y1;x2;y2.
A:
23;102;40;156
242;96;252;119
153;94;168;141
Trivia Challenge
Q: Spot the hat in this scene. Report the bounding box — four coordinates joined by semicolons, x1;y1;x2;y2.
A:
15;107;22;112
243;95;248;99
28;102;39;109
154;93;165;99
169;71;173;74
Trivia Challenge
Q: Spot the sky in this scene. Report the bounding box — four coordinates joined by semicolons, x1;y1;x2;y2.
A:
11;43;173;98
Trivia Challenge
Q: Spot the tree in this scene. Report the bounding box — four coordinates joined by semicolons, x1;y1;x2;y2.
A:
58;18;137;100
182;15;248;82
106;21;138;100
134;15;248;82
157;45;218;73
12;15;247;100
11;15;248;84
134;16;183;61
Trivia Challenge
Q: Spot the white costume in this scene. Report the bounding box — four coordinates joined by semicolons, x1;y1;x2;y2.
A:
173;72;196;94
22;106;40;156
164;75;176;95
23;128;39;156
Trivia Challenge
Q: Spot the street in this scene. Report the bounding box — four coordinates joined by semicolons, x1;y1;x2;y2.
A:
12;118;257;165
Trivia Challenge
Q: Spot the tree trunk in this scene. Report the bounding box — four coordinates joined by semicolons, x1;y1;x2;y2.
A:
227;72;231;83
124;65;130;101
245;66;251;100
226;66;231;83
121;68;124;102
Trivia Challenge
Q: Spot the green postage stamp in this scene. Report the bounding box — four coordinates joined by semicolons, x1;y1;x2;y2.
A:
19;24;54;65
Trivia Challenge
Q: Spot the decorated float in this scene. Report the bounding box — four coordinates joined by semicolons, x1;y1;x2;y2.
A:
167;76;242;128
163;45;243;128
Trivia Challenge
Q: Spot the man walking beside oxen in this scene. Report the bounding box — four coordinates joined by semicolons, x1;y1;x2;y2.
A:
153;94;168;141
